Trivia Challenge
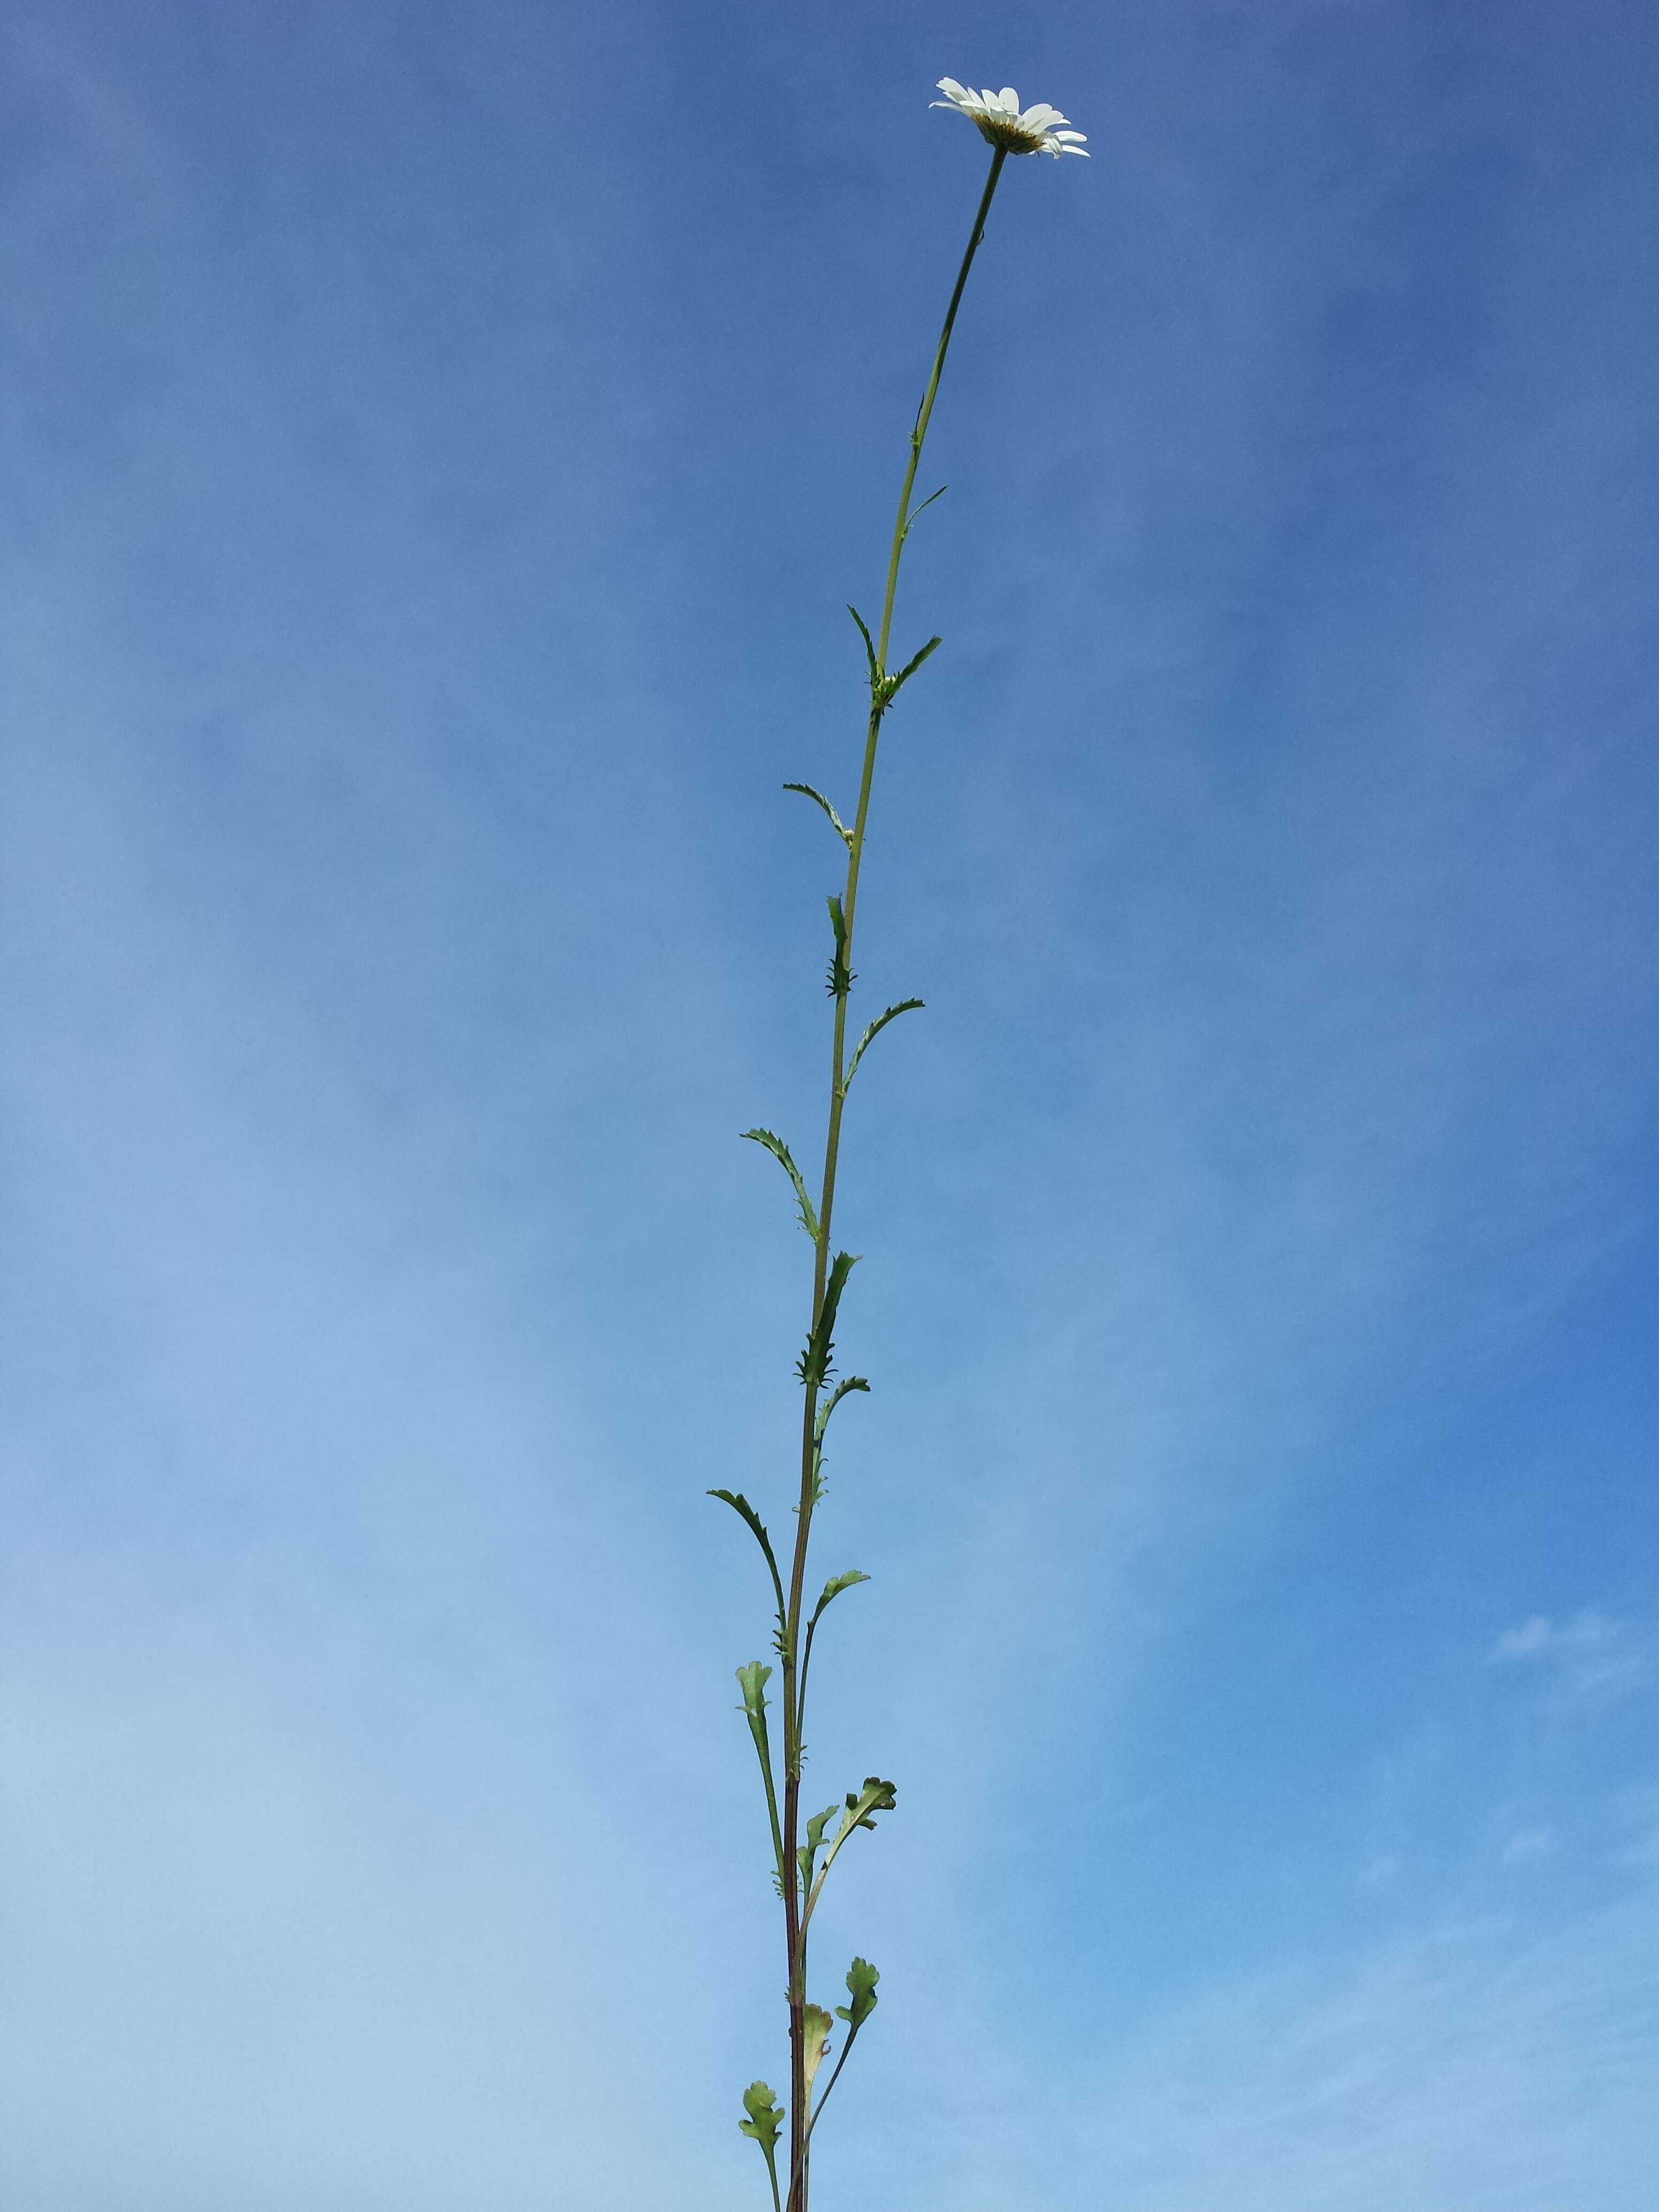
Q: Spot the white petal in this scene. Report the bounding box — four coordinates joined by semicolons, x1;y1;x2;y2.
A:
937;77;970;101
1063;144;1089;156
1050;129;1086;141
1022;103;1057;125
998;86;1020;109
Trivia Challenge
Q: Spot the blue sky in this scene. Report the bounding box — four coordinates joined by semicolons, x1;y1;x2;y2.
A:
3;2;1656;2207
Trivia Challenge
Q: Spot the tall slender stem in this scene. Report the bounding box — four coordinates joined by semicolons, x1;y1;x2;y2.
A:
779;144;1007;2212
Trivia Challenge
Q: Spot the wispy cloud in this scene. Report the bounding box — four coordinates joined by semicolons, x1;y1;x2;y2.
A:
1488;1612;1652;1702
1051;1882;1659;2212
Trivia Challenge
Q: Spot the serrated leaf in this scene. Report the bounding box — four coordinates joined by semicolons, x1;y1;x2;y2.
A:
813;1374;870;1444
808;1570;870;1631
707;1489;780;1580
739;2075;786;2208
842;998;924;1094
843;1774;897;1831
802;2004;834;2100
796;1799;841;1893
708;1490;788;1653
847;603;880;696
741;1128;820;1243
834;1956;880;2032
734;1660;775;1781
806;1802;839;1855
783;782;853;848
796;1250;860;1390
735;1662;787;1899
739;2080;784;2149
802;1774;899;1929
824;893;854;998
885;632;943;699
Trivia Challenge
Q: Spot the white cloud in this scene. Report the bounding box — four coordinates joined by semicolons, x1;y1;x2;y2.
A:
1491;1615;1559;1660
1490;1611;1618;1662
1488;1612;1651;1704
1048;1886;1659;2212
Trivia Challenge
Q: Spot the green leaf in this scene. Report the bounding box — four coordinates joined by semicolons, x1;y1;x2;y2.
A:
813;1374;870;1443
808;1570;870;1632
850;603;943;714
843;1774;898;1832
783;782;853;848
796;1799;840;1893
824;893;854;999
847;603;881;697
802;2004;835;2100
884;632;943;701
707;1490;788;1646
902;483;947;537
841;999;924;1095
734;1663;775;1769
735;1662;787;1896
805;1802;839;1854
741;1128;820;1243
739;2080;784;2150
835;1956;880;2032
739;2078;786;2212
708;1489;781;1584
735;1658;771;1713
801;1776;899;1930
796;1250;860;1390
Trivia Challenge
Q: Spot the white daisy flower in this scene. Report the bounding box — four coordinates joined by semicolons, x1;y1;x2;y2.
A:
931;80;1088;159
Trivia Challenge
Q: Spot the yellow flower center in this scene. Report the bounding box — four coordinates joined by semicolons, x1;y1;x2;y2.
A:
973;111;1048;153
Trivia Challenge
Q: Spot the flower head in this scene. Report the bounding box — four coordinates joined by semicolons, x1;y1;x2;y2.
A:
931;80;1088;158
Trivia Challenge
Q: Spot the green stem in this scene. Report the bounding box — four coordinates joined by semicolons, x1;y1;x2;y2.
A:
779;143;1007;2212
805;2019;864;2145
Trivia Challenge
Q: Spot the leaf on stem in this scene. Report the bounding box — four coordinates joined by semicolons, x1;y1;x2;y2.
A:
735;1661;787;1895
847;603;881;699
797;1800;840;1894
902;483;947;538
739;2079;786;2212
825;894;855;999
707;1489;780;1579
835;1956;880;2033
813;1374;870;1443
808;1377;869;1507
802;1778;899;1930
808;1570;870;1632
879;633;943;708
707;1490;788;1643
841;999;924;1095
735;1661;778;1780
783;782;854;849
735;1661;774;1760
804;1958;881;2144
739;2080;784;2150
797;1250;860;1391
802;2005;835;2101
842;1775;898;1833
848;604;944;714
740;1128;820;1244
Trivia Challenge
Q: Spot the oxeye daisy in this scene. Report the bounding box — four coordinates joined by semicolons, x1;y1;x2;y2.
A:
931;79;1088;158
717;80;1082;2212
